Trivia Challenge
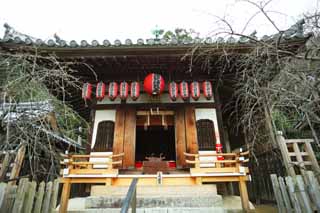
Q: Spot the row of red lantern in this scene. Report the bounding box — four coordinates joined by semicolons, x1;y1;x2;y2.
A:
169;81;213;101
82;82;140;101
82;80;213;101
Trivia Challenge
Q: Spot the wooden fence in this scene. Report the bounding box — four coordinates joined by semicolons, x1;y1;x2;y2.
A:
0;178;59;213
270;172;320;213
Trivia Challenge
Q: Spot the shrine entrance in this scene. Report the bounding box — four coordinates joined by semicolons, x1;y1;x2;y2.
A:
135;110;176;170
135;126;176;162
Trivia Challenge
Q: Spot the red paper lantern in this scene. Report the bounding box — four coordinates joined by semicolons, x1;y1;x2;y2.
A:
130;81;140;100
143;73;165;96
108;82;118;100
179;81;189;100
202;81;213;100
190;81;200;100
82;83;92;100
119;81;129;100
96;82;106;100
169;82;178;101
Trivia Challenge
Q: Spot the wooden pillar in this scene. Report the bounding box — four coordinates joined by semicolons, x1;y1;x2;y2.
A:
59;180;71;213
123;107;136;169
185;106;198;154
175;108;187;168
239;176;250;212
113;107;126;167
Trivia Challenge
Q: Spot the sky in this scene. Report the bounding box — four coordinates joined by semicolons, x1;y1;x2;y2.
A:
0;0;317;42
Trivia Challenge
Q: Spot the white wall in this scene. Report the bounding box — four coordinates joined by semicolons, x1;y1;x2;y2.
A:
195;108;221;145
91;109;116;149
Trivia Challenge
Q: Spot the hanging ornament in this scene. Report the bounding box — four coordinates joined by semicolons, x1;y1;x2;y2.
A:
82;83;92;100
130;81;140;100
143;73;165;96
202;81;213;100
179;81;189;100
190;81;200;100
169;82;178;101
96;82;106;100
108;82;118;100
119;81;129;100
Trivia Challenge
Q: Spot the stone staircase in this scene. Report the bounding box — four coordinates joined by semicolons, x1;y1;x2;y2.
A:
57;185;252;212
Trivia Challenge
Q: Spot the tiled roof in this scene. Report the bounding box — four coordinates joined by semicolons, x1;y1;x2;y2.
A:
0;21;310;49
0;35;308;48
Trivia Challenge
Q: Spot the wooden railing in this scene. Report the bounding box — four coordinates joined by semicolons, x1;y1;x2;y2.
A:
120;178;138;213
184;150;249;173
184;150;251;211
61;153;124;175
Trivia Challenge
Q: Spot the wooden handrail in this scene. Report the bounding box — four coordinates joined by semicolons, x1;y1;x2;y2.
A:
121;178;138;213
69;160;123;166
240;151;250;156
186;159;238;164
70;153;124;158
184;152;237;157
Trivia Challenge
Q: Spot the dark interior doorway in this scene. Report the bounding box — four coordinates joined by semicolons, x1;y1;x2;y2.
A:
135;126;176;161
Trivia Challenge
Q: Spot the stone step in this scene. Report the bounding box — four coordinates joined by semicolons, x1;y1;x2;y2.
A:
62;207;237;213
91;185;217;197
56;196;254;212
85;195;223;208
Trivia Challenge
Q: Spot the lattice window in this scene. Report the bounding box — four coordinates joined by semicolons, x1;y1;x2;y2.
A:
196;119;216;150
93;121;114;152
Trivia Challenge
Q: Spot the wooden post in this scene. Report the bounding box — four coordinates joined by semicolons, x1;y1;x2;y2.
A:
175;108;187;168
33;181;45;213
304;142;320;175
41;181;53;213
270;174;285;213
292;142;305;175
24;181;37;213
12;178;29;213
123;107;136;169
278;177;292;211
59;180;71;213
184;106;198;154
238;176;250;212
304;171;320;211
0;153;11;181
9;145;26;185
276;132;295;177
296;175;313;213
285;176;302;213
113;107;126;168
49;179;60;212
0;184;17;212
0;183;7;209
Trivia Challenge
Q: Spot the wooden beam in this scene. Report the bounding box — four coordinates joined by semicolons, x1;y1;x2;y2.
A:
175;108;187;168
185;106;198;154
123;107;136;168
9;145;26;185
